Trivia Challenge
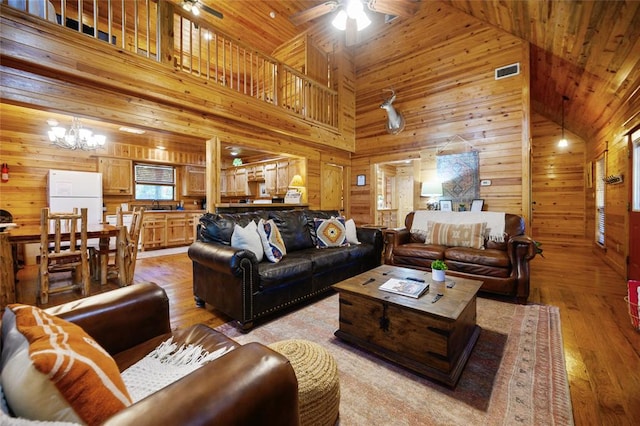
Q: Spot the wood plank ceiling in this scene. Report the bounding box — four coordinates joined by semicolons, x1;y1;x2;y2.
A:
6;1;639;151
190;0;640;142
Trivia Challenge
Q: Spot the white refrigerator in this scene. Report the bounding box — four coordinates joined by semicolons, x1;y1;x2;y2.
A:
48;169;103;225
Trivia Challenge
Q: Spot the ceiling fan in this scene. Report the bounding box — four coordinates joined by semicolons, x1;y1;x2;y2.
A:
180;0;223;19
289;0;419;45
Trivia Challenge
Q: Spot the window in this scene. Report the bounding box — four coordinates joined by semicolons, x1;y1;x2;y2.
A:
134;164;175;200
633;129;640;212
595;156;605;246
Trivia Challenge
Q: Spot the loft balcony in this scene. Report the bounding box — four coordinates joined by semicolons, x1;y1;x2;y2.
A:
1;0;339;130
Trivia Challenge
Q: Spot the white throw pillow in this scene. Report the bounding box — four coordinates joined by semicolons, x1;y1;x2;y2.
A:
345;218;360;245
231;221;264;261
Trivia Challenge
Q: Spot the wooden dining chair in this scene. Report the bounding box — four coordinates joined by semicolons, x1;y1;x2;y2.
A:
99;207;144;286
39;207;90;305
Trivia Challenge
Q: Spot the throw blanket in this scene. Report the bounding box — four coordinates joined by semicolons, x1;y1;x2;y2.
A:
121;337;227;402
411;211;506;242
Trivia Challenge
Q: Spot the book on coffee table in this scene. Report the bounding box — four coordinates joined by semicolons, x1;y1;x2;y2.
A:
379;278;429;298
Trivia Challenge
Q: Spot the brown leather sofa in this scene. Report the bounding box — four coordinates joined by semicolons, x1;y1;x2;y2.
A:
3;282;300;425
383;211;536;304
189;209;383;331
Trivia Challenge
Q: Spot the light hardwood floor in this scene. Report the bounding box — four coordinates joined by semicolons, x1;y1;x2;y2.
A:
11;241;640;425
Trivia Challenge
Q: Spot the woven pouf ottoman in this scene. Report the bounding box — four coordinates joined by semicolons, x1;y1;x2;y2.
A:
268;339;340;426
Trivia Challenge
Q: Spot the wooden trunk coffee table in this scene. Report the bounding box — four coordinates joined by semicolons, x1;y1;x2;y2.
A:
332;265;483;387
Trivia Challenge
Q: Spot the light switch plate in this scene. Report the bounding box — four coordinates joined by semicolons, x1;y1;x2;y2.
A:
480;179;492;186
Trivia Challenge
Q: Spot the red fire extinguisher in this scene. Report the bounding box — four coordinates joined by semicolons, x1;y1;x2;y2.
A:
1;163;9;182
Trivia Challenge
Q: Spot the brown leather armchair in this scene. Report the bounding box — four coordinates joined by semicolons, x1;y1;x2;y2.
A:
42;282;300;425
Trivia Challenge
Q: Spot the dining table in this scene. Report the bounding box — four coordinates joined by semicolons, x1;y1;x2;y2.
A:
0;223;119;308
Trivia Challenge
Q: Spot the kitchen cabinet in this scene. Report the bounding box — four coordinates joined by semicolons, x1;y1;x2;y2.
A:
141;214;166;250
140;211;203;250
276;160;290;194
248;164;264;181
222;169;236;196
234;167;249;196
166;215;188;246
264;163;277;196
183;166;205;196
220;169;228;197
99;158;133;195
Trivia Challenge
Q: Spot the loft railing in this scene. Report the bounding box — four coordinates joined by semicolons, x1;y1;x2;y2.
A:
3;0;338;129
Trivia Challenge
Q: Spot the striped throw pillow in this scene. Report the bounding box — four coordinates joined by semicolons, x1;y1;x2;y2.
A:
1;304;131;424
424;221;487;249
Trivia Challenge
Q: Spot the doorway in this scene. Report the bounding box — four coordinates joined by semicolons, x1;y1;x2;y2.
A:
374;160;416;228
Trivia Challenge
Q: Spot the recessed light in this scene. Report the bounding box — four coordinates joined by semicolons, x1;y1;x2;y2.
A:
156;146;166;150
119;126;146;134
230;150;239;156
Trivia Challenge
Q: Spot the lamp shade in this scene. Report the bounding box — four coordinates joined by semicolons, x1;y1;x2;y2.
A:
289;174;304;187
421;181;443;197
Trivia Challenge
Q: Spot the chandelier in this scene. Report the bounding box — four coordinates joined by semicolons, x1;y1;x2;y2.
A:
47;117;106;150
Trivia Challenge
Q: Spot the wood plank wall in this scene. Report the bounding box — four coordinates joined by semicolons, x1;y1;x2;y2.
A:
0;6;357;223
588;85;640;277
349;2;530;227
531;112;587;242
0;104;206;225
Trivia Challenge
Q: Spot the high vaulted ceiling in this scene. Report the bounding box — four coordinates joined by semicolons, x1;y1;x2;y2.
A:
188;0;640;143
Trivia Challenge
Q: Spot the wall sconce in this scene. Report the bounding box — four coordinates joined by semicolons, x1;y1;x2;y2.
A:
420;181;443;210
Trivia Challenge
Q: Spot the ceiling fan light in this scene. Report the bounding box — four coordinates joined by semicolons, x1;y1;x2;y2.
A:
332;10;347;31
346;0;363;18
192;5;200;16
355;11;371;31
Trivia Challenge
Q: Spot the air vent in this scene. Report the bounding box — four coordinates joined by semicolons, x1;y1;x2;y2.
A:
495;63;520;80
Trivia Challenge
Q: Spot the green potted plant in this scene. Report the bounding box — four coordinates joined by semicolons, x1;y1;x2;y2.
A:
431;259;448;282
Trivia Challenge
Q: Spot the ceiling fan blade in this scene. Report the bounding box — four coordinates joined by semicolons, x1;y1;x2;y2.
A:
367;0;420;18
199;2;223;19
289;1;339;26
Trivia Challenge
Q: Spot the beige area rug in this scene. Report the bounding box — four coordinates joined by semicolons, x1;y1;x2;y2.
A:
216;294;574;425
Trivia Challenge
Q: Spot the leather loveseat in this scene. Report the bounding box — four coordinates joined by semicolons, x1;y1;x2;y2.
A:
383;211;536;304
188;209;383;331
0;282;300;425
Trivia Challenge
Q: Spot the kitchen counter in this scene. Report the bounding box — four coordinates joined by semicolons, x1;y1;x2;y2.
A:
215;203;308;213
143;209;206;214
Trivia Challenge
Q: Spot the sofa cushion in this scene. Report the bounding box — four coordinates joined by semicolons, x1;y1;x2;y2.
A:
314;217;348;248
269;210;315;251
258;256;313;289
231;220;264;261
301;246;350;270
393;243;445;262
258;219;287;263
1;304;131;424
424;221;486;249
445;247;510;268
199;212;266;245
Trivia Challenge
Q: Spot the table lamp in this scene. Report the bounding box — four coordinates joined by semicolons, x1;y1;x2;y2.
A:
420;181;443;210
